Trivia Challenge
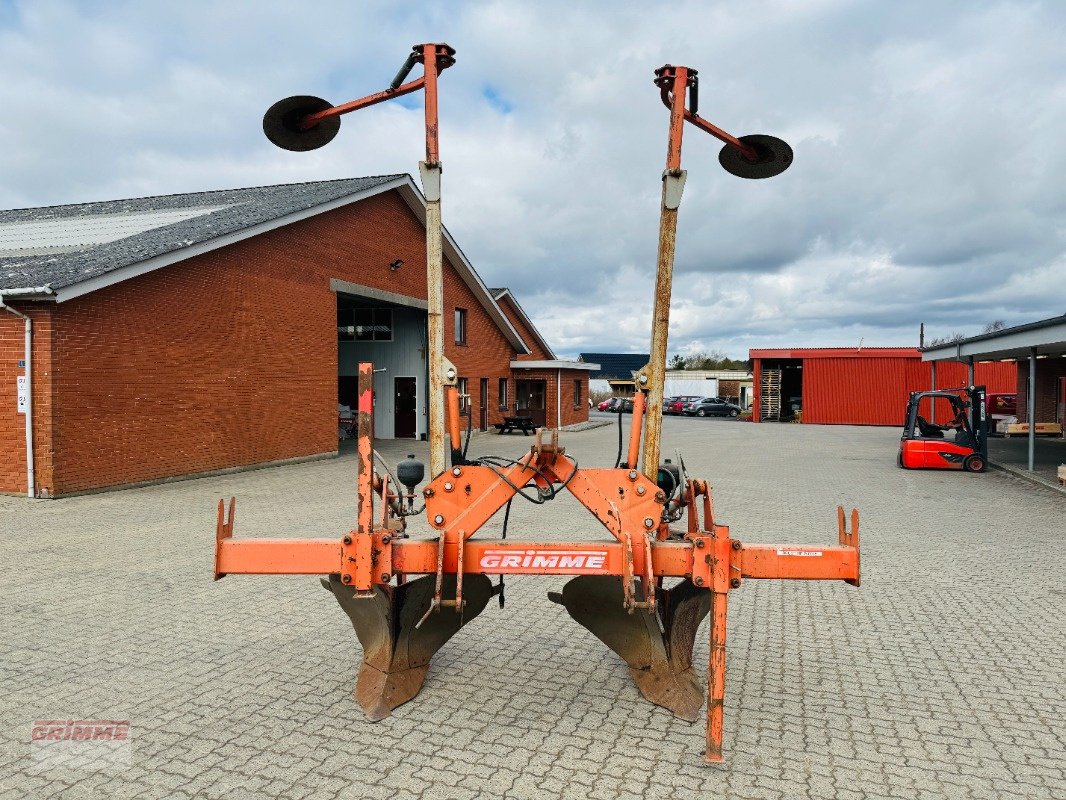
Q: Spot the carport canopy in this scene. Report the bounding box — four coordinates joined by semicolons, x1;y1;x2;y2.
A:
922;313;1066;471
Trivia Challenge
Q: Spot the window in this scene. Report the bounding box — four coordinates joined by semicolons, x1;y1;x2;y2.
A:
338;307;392;341
498;378;509;410
573;380;582;409
457;377;468;412
454;307;467;344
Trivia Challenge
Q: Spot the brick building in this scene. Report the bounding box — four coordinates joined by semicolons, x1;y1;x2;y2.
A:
0;176;593;497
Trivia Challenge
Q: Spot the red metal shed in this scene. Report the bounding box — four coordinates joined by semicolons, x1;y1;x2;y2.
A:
750;348;1017;425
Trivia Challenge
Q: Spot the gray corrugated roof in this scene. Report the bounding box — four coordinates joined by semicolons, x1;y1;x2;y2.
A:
578;352;650;379
920;313;1066;350
0;175;402;291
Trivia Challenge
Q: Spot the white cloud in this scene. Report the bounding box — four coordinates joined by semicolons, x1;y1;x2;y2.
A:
1;0;1063;357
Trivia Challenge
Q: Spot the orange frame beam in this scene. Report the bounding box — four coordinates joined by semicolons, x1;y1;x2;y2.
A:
216;533;858;582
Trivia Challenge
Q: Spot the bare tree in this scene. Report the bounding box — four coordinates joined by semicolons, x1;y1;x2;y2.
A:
926;331;967;346
928;320;1005;347
678;349;747;370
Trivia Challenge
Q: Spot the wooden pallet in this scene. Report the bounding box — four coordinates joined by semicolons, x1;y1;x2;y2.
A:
760;370;782;420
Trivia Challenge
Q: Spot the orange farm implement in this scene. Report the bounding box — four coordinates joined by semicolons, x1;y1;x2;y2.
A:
219;47;860;762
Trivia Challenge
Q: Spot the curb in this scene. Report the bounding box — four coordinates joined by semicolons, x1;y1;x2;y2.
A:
560;420;615;433
989;461;1066;495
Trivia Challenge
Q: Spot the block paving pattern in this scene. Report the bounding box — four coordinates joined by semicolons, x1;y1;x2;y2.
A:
1;419;1064;799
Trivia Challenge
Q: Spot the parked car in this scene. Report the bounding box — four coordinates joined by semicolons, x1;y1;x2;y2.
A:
664;395;702;415
597;398;613;411
603;396;635;413
683;397;742;417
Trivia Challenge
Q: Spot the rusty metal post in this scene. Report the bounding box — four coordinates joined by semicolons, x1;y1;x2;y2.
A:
357;362;375;532
348;361;376;591
706;590;728;762
425;193;446;477
420;43;447;479
642;67;689;480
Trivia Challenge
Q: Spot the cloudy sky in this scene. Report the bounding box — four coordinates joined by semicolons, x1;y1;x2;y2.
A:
1;0;1064;358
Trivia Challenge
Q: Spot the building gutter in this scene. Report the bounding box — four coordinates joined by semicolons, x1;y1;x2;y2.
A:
0;286;54;299
0;287;51;498
509;360;601;371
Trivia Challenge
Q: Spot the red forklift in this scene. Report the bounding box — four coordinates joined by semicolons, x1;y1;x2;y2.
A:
898;385;988;472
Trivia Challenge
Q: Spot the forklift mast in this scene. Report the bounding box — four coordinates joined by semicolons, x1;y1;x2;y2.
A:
969;385;989;458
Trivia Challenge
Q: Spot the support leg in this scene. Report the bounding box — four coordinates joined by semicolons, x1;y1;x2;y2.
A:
706;590;728;762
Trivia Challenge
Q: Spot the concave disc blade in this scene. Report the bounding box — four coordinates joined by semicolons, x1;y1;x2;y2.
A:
719;134;793;179
263;95;340;152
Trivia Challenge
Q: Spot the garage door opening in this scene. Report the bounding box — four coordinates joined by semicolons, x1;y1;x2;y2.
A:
337;291;427;441
759;359;803;421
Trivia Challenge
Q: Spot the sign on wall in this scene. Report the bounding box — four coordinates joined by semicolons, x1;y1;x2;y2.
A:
16;376;28;414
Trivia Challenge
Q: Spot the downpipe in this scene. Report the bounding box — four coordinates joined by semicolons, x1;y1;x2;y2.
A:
0;294;37;497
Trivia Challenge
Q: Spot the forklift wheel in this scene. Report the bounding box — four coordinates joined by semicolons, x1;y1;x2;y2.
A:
963;454;986;473
897;451;904;469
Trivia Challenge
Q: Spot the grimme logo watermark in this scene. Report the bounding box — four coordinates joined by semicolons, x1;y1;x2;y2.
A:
30;720;131;770
478;549;608;570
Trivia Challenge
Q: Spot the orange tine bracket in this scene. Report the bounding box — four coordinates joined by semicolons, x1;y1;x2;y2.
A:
445;385;462;455
705;534;733;763
642;533;657;613
837;506;861;587
684;479;698;534
448;535;466;615
626;390;646;469
702;482;715;531
214;497;235;581
416;533;448;629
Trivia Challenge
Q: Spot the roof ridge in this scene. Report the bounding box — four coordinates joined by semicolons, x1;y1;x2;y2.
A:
579;352;651;357
0;174;408;215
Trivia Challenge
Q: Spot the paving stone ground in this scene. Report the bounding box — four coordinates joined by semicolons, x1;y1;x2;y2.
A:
1;417;1064;799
